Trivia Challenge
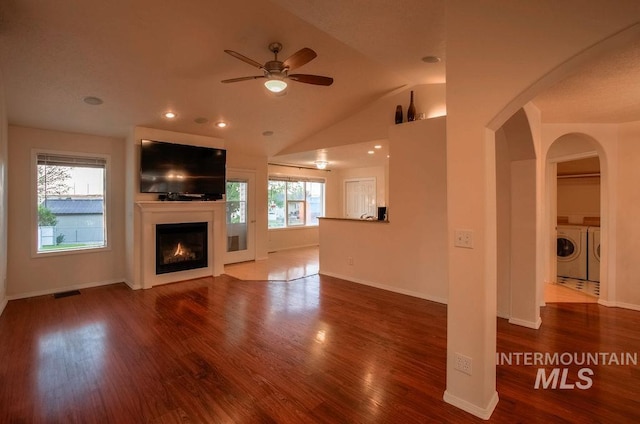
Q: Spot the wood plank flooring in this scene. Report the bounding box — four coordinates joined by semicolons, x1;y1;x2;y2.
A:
0;274;639;423
224;246;319;281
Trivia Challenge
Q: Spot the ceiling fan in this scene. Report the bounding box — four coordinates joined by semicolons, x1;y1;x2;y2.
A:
221;42;334;93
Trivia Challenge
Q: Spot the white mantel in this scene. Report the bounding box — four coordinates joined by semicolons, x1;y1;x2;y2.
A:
135;201;226;289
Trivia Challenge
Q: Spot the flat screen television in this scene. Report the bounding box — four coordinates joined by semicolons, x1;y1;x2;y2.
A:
140;139;226;199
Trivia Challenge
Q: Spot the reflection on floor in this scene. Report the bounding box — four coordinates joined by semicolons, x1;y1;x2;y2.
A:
226;247;601;305
224;246;319;281
545;280;598;303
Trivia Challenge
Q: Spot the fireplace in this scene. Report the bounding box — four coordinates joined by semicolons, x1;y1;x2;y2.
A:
155;222;208;275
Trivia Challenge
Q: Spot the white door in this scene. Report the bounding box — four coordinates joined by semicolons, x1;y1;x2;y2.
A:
344;178;377;219
225;170;256;264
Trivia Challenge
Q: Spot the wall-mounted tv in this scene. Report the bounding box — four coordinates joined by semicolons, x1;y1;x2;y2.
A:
140;139;226;200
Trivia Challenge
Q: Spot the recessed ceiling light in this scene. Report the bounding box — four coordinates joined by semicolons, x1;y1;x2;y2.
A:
83;96;103;106
262;130;274;137
374;145;382;149
368;150;375;155
194;117;209;124
215;121;227;128
163;112;176;119
422;55;442;63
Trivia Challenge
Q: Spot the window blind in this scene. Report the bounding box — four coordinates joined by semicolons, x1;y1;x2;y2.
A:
37;153;106;168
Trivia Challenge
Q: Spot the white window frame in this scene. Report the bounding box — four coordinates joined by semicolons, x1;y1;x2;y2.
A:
32;149;112;258
268;176;325;230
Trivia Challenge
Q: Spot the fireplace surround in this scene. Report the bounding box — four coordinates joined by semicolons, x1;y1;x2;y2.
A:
135;201;225;289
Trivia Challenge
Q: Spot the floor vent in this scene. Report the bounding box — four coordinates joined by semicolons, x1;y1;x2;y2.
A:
53;290;81;299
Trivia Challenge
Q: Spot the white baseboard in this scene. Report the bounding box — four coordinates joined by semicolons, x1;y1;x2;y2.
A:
319;270;448;305
443;389;499;420
0;296;7;316
7;278;126;300
123;279;142;290
268;243;319;254
508;316;542;329
598;298;640;311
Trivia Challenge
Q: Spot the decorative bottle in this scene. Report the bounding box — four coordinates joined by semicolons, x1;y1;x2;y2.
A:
394;105;403;124
407;90;416;122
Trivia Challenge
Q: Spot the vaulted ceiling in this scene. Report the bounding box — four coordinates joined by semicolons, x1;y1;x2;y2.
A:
1;0;639;169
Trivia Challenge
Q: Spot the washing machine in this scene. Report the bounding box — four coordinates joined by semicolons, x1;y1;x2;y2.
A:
587;227;600;282
557;225;588;280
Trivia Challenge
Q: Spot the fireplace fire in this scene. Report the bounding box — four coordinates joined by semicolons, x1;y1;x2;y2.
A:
156;222;208;274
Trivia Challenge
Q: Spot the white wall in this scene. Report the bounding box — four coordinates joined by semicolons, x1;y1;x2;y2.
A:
0;76;8;313
319;117;448;303
277;84;446;156
445;2;638;418
541;122;640;310
7;126;126;298
613;121;640;308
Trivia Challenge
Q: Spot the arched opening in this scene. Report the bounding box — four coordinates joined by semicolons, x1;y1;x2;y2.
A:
495;108;541;328
544;133;608;304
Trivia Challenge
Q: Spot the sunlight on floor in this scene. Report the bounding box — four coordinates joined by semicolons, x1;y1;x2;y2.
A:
545;282;598;303
224;246;319;281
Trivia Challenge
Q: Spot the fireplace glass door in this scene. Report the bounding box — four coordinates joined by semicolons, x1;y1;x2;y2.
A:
156;222;208;274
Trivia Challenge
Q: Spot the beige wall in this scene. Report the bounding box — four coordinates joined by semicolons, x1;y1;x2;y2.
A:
615;121;640;307
319;117;448;303
7;126;126;297
557;177;600;220
0;77;7;312
445;2;638;418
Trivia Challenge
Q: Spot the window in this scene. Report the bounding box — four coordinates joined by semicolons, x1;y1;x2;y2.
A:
36;152;107;254
268;177;324;229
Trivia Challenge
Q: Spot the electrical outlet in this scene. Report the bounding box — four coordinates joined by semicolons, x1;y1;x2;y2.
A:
347;256;354;265
454;229;474;249
455;353;473;375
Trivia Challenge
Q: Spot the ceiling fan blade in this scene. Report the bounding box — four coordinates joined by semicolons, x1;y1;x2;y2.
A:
288;74;334;86
224;50;265;69
282;48;317;71
221;75;266;83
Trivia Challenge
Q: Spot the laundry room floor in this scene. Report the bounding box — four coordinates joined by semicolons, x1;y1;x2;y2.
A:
545;279;599;303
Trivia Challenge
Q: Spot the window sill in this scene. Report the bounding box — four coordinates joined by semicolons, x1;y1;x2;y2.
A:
268;225;319;231
33;244;111;259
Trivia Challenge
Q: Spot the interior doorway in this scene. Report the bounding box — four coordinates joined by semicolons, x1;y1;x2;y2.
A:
225;169;256;264
552;156;601;301
545;133;605;304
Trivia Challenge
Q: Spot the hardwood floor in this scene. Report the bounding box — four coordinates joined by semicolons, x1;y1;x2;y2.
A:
1;274;639;423
544;282;598;303
224;246;319;281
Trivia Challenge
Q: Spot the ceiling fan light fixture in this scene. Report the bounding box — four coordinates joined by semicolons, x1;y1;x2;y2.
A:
264;78;287;93
315;160;328;170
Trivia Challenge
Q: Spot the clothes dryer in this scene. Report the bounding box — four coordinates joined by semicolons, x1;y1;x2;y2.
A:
557;225;588;280
587;227;600;282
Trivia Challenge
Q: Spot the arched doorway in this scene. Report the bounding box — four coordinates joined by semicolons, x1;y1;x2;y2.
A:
495;107;541;329
544;133;609;304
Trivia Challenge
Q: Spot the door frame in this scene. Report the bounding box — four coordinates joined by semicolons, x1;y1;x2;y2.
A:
225;169;256;264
